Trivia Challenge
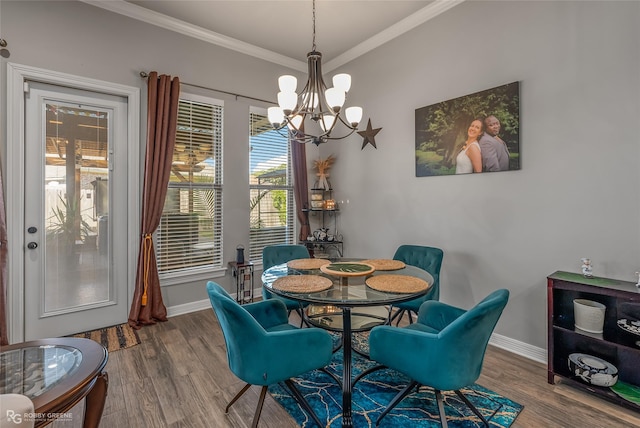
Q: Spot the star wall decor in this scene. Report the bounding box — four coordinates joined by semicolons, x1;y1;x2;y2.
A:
358;118;382;150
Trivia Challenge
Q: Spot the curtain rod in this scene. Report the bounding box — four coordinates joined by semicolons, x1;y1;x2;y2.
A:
139;71;274;105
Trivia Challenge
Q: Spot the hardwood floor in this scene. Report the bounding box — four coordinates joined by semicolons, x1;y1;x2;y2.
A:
52;309;640;428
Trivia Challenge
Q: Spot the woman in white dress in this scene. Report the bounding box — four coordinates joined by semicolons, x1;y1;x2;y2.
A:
455;119;484;174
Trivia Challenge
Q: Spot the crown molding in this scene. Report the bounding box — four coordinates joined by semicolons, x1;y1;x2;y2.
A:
80;0;307;72
81;0;464;73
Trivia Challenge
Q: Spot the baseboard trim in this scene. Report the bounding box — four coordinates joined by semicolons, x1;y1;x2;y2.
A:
167;296;548;365
490;332;547;364
166;287;262;317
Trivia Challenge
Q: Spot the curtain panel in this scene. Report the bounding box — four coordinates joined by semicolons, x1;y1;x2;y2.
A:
0;166;8;345
291;137;310;242
129;72;180;328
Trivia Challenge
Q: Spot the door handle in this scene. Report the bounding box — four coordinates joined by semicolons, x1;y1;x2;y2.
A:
27;242;38;250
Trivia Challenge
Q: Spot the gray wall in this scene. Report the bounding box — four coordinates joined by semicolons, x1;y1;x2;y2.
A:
319;0;640;349
0;0;303;307
1;1;639;351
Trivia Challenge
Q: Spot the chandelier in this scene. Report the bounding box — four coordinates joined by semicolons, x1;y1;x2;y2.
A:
267;0;363;145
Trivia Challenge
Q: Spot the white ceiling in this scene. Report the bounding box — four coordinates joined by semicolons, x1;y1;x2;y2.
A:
82;0;464;72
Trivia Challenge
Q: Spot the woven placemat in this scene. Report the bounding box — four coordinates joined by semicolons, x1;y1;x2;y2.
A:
272;275;333;293
287;258;331;270
360;259;406;271
320;262;375;277
365;274;429;293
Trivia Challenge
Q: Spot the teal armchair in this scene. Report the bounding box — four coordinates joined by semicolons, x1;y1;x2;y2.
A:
369;289;509;427
207;281;333;427
262;244;311;325
388;245;444;325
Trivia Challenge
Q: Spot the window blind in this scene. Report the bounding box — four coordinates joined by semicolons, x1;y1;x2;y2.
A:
249;111;294;261
157;96;223;274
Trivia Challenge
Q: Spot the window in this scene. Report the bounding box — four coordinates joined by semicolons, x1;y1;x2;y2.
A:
156;94;223;276
249;109;294;261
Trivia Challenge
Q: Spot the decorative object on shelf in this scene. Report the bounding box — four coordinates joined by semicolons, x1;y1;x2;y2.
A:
324;199;336;210
310;188;324;209
313;154;335;191
568;353;618;387
581;258;593;278
267;0;363;145
236;244;245;264
617;302;640;340
611;381;640;406
313;227;330;242
358;118;382;150
573;298;606;334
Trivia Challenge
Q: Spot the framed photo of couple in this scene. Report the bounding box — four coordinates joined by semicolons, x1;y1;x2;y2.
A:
415;81;520;177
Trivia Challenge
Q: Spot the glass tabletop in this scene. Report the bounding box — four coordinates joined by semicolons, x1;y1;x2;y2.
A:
262;259;434;307
0;345;83;398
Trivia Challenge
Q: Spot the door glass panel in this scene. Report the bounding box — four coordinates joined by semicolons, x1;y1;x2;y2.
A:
43;102;110;313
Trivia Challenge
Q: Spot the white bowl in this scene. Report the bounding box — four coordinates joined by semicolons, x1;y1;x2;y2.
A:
574;299;606;333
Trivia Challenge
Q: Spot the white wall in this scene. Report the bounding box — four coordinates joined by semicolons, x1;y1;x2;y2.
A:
320;0;640;349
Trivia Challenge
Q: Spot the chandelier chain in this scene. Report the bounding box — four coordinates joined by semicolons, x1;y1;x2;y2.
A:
312;0;316;51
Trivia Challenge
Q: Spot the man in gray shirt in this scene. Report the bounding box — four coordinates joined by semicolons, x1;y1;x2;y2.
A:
479;115;510;171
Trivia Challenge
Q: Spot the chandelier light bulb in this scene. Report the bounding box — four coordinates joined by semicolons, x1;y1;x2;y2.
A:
345;106;363;127
325;88;345;112
319;114;336;132
277;91;297;114
332;73;352;93
267;107;285;126
278;75;297;92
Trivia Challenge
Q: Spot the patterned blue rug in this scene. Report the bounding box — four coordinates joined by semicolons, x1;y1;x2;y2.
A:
269;346;523;427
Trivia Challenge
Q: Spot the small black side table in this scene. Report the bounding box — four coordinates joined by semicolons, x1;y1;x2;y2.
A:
228;261;254;304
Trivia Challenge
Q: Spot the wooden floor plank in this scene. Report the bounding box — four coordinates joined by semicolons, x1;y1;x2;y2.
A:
52;308;640;427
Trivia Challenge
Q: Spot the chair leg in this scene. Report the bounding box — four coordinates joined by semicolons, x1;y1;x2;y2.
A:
296;307;305;327
455;390;489;427
388;308;405;326
284;379;325;428
225;383;252;413
406;310;414;325
375;380;419;426
435;389;448;428
250;386;268;428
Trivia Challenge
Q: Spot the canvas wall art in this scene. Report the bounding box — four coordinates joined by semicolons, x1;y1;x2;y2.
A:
415;82;520;177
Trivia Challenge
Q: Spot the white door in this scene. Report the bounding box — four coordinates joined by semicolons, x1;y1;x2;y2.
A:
23;82;129;340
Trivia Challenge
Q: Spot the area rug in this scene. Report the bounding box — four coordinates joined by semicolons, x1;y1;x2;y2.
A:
269;348;523;427
69;323;140;353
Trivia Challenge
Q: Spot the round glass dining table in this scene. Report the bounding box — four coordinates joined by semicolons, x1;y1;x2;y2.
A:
262;259;433;428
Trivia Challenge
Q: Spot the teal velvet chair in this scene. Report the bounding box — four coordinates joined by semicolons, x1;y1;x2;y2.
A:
206;281;333;428
262;244;311;325
388;245;444;325
369;289;509;427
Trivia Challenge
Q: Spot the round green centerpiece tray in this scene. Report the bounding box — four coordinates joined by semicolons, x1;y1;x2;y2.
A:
320;262;375;277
